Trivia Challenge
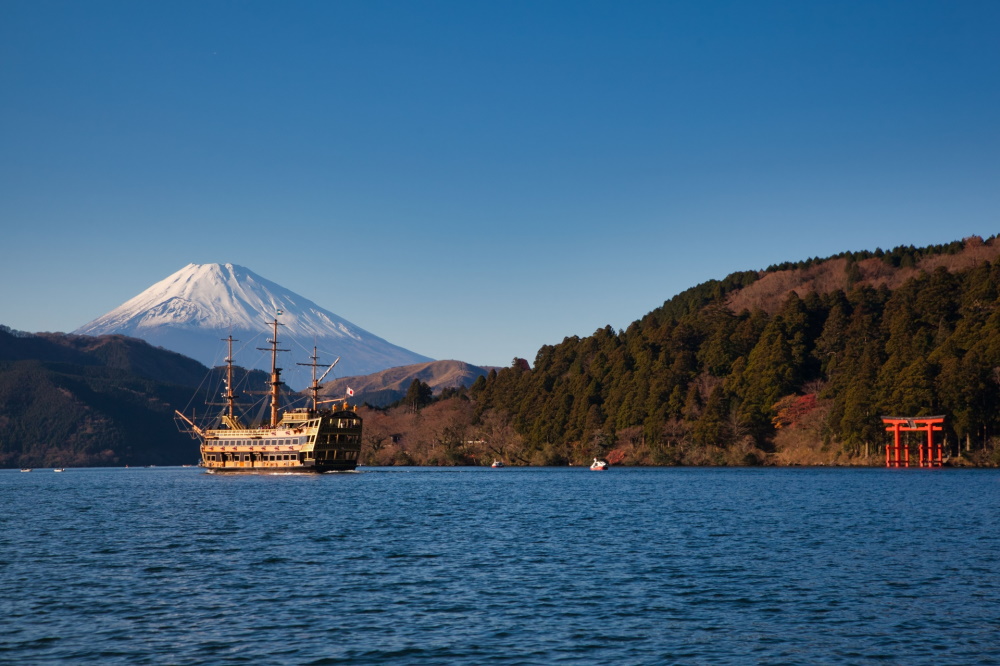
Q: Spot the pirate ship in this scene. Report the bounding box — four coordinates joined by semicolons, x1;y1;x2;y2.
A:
175;316;362;473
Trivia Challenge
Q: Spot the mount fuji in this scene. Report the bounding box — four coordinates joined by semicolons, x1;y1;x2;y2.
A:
74;263;433;385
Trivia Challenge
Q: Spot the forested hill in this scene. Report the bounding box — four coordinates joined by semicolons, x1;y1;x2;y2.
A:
0;328;210;467
471;236;1000;466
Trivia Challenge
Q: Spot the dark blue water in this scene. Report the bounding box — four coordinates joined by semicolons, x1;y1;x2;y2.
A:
1;467;998;665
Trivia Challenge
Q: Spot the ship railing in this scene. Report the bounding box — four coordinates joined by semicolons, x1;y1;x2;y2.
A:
207;426;308;437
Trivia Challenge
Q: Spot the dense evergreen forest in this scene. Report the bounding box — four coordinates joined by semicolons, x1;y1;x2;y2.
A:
362;236;1000;467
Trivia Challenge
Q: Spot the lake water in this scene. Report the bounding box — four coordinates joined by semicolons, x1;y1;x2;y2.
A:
1;466;998;664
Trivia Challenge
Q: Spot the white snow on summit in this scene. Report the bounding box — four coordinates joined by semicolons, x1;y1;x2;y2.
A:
75;263;432;382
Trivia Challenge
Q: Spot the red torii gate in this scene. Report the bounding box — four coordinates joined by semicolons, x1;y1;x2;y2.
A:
881;416;945;468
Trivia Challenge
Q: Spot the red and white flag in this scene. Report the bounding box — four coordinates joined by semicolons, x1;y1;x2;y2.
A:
346;387;355;397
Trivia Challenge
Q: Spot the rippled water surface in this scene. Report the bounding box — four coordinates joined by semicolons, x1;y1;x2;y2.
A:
2;466;999;664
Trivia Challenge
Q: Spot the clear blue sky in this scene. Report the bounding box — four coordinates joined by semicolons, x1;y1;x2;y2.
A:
2;1;998;368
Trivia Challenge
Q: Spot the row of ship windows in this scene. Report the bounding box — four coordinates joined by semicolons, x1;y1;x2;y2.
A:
316;434;360;445
213;435;359;449
316;450;359;460
207;453;300;462
206;450;359;463
222;438;303;447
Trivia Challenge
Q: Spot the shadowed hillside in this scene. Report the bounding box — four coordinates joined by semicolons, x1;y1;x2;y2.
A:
35;332;210;387
0;328;208;467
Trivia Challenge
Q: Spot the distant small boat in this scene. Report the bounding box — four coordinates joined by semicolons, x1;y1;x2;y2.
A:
20;468;31;473
54;468;65;473
491;460;505;468
590;458;609;471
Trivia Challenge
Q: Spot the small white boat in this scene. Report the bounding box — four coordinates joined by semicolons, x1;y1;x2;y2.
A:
54;468;65;473
590;458;609;471
491;460;504;468
20;468;32;473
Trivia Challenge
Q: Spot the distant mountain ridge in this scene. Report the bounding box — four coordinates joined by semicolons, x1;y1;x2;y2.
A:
319;360;490;407
0;326;209;385
725;236;1000;314
74;263;432;385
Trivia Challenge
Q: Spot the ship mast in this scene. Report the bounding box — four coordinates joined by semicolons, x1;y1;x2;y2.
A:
299;346;322;411
257;316;288;427
297;346;340;411
222;334;239;421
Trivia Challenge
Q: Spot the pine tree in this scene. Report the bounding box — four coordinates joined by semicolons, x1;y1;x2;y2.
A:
403;379;433;413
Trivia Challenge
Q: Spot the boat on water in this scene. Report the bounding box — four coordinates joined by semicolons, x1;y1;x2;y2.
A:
590;458;609;471
54;468;65;473
491;460;505;468
20;468;31;473
175;317;362;474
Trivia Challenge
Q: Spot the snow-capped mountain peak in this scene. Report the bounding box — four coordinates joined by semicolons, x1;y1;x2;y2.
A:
75;263;431;381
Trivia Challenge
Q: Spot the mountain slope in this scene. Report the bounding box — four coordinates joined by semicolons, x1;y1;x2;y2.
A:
0;328;208;467
35;333;211;388
726;236;1000;314
75;263;432;384
319;360;490;407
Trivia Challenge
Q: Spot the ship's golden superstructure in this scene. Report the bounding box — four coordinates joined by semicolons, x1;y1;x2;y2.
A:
196;406;361;472
176;317;362;473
